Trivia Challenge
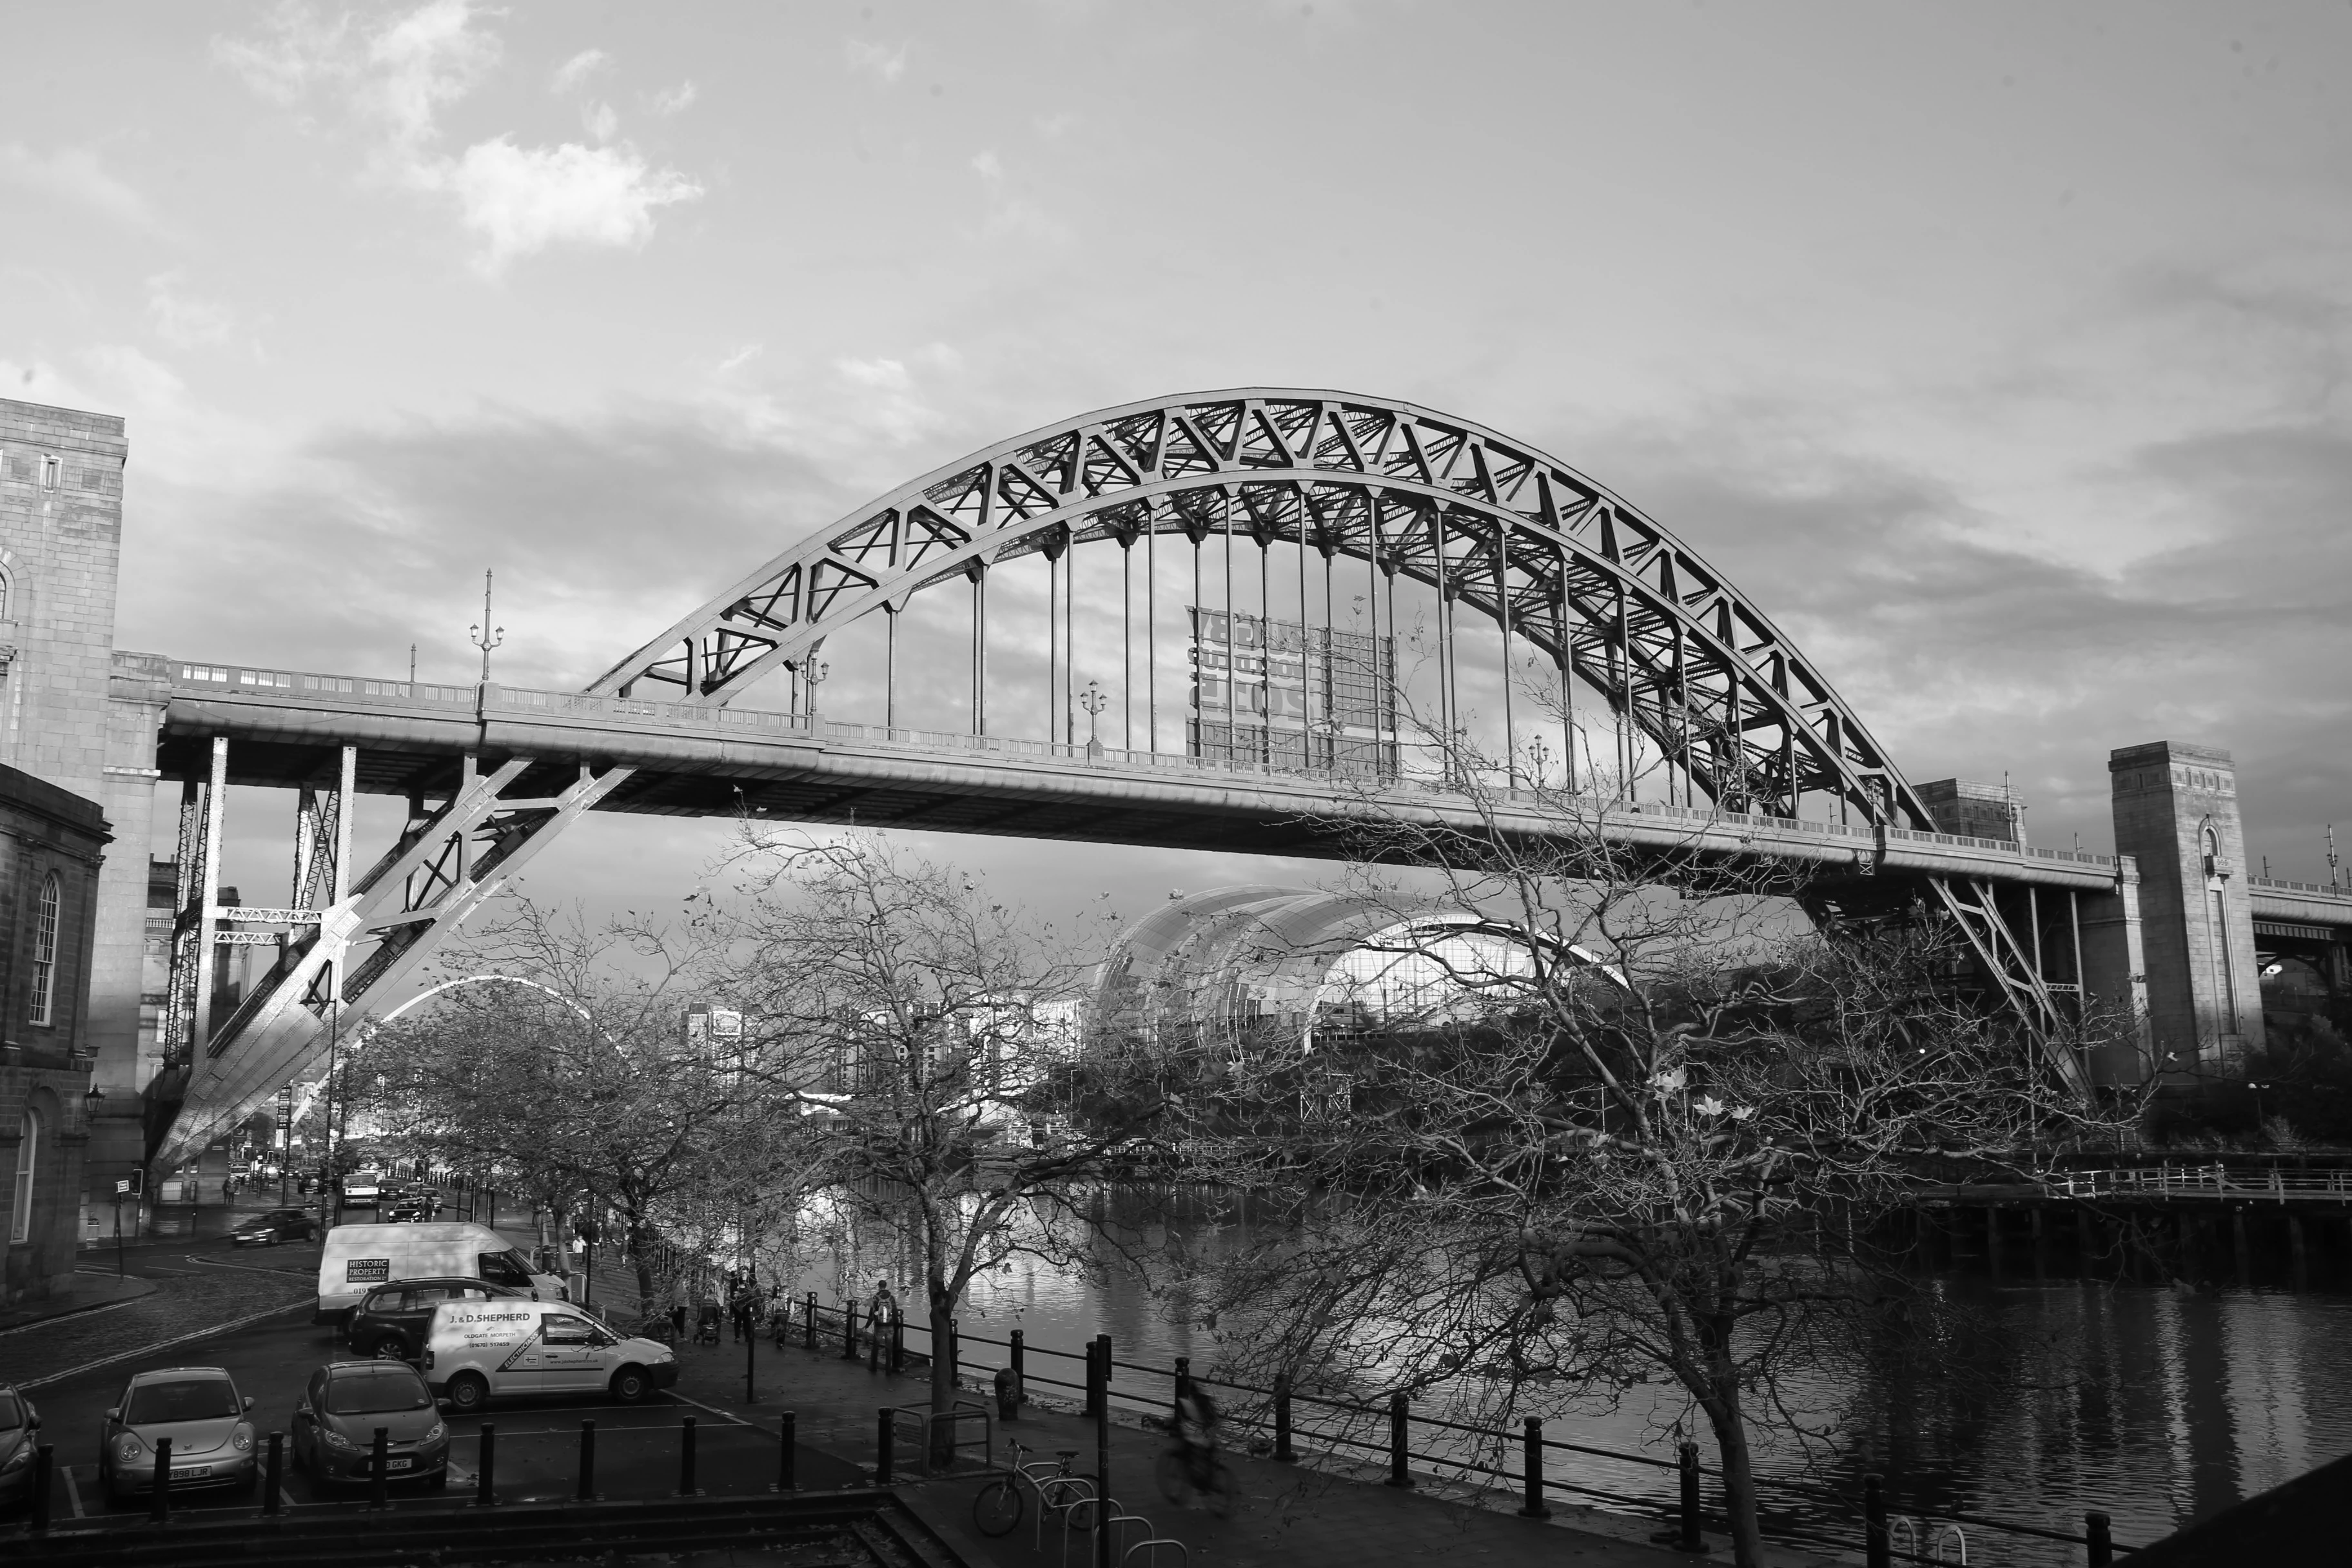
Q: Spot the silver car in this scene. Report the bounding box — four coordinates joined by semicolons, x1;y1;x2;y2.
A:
97;1367;258;1503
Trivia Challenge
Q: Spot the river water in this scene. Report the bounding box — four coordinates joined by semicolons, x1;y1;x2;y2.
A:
785;1217;2352;1564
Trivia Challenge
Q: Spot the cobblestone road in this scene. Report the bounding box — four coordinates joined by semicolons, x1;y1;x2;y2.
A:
0;1261;311;1387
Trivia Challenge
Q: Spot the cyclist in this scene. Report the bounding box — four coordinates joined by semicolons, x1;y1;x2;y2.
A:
1172;1384;1221;1489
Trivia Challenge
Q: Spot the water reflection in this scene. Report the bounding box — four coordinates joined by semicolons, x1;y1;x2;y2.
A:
788;1227;2351;1563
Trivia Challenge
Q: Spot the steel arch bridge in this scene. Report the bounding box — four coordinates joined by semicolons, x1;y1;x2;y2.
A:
146;389;2111;1166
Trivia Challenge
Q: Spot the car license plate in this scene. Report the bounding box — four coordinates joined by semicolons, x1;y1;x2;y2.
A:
386;1458;413;1471
175;1465;213;1479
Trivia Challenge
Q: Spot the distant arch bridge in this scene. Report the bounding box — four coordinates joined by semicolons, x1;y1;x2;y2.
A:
142;389;2137;1164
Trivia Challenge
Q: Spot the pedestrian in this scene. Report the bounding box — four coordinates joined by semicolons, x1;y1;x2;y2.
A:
669;1292;688;1345
866;1278;897;1373
731;1286;756;1344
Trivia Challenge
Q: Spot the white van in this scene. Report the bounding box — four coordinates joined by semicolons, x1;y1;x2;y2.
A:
423;1299;678;1413
314;1223;568;1326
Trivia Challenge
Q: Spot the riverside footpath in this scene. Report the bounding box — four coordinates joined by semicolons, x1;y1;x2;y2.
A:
647;1305;1834;1568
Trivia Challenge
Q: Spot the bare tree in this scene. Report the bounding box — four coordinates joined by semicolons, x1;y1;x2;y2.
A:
351;903;781;1321
1165;725;2141;1567
709;830;1175;1431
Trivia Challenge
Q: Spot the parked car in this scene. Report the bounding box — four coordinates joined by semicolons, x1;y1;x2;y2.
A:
0;1384;41;1511
291;1360;448;1489
424;1298;678;1413
348;1277;525;1361
228;1208;317;1248
314;1222;567;1328
96;1367;257;1503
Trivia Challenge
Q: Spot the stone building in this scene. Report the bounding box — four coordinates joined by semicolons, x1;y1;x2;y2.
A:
0;762;109;1304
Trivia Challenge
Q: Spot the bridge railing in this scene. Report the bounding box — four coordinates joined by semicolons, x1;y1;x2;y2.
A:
2040;1165;2352;1202
168;662;2130;874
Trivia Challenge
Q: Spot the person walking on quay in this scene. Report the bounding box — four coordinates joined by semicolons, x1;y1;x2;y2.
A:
731;1284;758;1344
866;1277;897;1373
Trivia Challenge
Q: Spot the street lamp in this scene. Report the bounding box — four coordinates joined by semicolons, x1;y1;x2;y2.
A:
1078;681;1108;756
469;569;505;684
802;661;830;719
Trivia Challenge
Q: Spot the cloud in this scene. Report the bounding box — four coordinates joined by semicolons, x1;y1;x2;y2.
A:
0;142;161;231
965;150;1073;247
550;48;610;95
1032;112;1078;139
215;0;700;275
718;344;763;373
147;273;235;349
844;38;909;84
432;138;701;275
647;81;698;116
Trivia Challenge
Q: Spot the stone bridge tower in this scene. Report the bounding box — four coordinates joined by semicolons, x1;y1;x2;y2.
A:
2110;741;2264;1079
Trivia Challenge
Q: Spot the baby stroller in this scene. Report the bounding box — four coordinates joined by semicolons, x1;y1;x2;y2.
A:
694;1301;723;1347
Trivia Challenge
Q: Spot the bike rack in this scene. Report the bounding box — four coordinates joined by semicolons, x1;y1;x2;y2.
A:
1123;1542;1191;1567
1062;1493;1119;1568
1103;1511;1155;1562
1035;1473;1097;1552
886;1399;993;1477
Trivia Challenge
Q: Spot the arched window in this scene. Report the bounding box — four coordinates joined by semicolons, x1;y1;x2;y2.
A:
10;1109;35;1244
28;872;59;1026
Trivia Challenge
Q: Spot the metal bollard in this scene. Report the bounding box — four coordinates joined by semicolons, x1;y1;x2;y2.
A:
1517;1416;1550;1518
874;1407;895;1485
1174;1355;1191;1417
2086;1510;2113;1568
1010;1329;1026;1412
369;1427;390;1510
774;1411;797;1493
678;1414;698;1496
892;1313;904;1375
263;1431;283;1516
805;1291;818;1348
947;1318;959;1386
1386;1393;1412;1489
576;1419;596;1502
29;1444;52;1531
1084;1339;1104;1420
1865;1474;1890;1568
843;1302;859;1360
1674;1441;1703;1551
476;1422;496;1507
152;1436;172;1522
1272;1372;1295;1463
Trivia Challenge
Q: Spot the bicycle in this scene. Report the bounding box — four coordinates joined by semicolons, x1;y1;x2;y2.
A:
1155;1439;1236;1517
972;1438;1098;1539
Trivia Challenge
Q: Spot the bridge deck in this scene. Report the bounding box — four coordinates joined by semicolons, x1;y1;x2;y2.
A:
146;656;2141;887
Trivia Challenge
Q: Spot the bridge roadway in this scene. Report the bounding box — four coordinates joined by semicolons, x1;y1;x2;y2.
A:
152;654;2139;890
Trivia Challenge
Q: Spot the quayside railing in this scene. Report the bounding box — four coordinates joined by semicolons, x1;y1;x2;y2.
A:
773;1291;2142;1567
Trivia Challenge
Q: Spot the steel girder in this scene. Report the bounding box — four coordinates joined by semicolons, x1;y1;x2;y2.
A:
589;389;2081;1089
159;754;634;1168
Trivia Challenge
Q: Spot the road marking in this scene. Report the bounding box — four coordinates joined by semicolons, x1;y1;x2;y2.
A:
187;1254;311;1277
19;1296;311;1389
0;1296;145;1340
62;1464;84;1518
279;1486;299;1510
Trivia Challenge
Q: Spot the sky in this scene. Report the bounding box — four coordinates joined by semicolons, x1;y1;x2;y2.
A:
4;0;2349;926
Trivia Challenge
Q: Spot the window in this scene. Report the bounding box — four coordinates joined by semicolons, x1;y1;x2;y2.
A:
9;1110;35;1243
38;456;59;491
542;1315;595;1345
28;873;59;1026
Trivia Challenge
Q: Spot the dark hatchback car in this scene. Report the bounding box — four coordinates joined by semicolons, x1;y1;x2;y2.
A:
382;1190;440;1222
348;1278;524;1361
293;1361;449;1489
0;1384;41;1511
228;1208;317;1247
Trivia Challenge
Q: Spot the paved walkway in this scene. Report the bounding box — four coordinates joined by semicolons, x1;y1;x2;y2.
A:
653;1322;1839;1568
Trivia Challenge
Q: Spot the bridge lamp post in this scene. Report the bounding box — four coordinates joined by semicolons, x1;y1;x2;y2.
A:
1078;681;1108;758
802;661;830;719
469;569;505;685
